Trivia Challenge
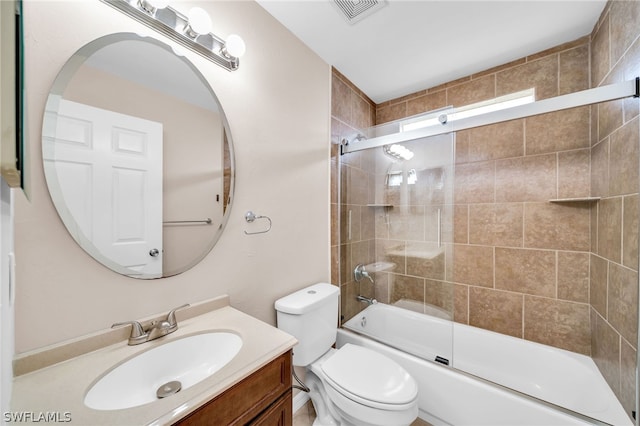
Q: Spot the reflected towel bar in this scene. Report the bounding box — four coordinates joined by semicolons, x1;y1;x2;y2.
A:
163;218;212;225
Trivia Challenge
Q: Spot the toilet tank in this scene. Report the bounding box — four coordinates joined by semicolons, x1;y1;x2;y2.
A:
275;283;340;367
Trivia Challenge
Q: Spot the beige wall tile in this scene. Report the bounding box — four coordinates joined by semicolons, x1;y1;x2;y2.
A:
559;45;590;94
331;202;339;246
454;161;495;204
332;73;352;124
376;239;406;275
598;197;623;263
591;139;610;198
447;75;496;107
495;248;556;297
620;340;637;417
376;102;407;124
623;38;640;122
390;274;425;304
610;0;640;66
389;205;425;241
455;130;470;164
591;14;610;87
558;251;590;303
454;284;469;324
469;203;523;247
495;154;557;202
469;287;523;338
353;93;374;131
524;202;590;251
609;118;639;196
599;99;624;141
406;90;447;117
341;164;369;205
525;107;590;155
590;254;609;318
452;244;494;287
331;245;340;285
454;205;469;244
406;242;445;280
373;272;390;304
591;203;599;253
524;296;591;355
608;262;639;346
591;310;621;395
623;194;639;270
341;281;361;323
558;149;591;199
425;279;454;315
497;55;558;100
468;120;525;162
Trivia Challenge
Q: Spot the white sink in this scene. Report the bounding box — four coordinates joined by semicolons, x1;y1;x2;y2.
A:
84;332;243;410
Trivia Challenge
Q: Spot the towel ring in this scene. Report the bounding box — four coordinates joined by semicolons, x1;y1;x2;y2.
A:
244;211;272;235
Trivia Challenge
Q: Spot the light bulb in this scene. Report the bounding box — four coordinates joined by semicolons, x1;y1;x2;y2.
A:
224;34;246;58
187;7;212;36
139;0;169;13
148;0;169;8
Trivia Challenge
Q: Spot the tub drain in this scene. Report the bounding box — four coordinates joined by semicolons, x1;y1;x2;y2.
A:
156;380;182;399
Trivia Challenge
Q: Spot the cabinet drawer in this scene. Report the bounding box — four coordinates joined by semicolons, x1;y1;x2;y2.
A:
175;350;292;425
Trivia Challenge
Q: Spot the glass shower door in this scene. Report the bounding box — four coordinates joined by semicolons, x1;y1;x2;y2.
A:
339;110;455;366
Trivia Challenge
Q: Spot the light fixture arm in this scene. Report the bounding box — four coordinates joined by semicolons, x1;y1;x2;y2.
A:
100;0;243;71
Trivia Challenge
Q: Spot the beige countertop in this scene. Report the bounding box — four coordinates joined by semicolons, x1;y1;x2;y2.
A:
11;300;297;425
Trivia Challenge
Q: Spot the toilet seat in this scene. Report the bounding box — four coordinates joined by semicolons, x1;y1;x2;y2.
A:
320;344;418;410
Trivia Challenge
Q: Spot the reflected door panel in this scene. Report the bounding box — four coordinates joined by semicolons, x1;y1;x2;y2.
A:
48;100;163;277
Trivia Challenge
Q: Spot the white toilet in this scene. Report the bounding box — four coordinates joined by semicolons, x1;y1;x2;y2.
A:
275;283;419;426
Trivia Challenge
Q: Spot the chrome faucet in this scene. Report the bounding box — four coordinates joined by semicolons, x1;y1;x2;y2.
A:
354;264;374;283
356;295;377;305
112;303;190;345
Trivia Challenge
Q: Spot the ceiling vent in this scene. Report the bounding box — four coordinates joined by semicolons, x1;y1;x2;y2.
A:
332;0;387;24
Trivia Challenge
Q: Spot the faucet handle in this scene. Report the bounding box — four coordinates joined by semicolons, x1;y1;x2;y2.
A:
112;321;147;344
166;303;190;327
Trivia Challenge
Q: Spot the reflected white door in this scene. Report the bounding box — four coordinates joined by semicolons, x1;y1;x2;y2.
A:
46;100;163;278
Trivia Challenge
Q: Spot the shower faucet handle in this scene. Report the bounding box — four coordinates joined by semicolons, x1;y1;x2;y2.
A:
354;264;374;283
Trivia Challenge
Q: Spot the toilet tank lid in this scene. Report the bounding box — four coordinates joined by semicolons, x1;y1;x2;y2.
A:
275;283;340;315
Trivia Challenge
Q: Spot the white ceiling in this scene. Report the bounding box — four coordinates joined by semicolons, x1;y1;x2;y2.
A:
256;0;607;104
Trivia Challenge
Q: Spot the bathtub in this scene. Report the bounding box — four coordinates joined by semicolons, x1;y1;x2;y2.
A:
337;303;632;426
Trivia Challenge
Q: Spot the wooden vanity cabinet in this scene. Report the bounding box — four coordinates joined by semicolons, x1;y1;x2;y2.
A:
174;350;293;426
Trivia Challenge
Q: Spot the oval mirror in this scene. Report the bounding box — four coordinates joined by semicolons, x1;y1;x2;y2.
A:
42;33;234;279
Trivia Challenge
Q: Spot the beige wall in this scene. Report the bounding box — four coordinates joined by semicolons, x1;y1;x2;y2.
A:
16;0;331;353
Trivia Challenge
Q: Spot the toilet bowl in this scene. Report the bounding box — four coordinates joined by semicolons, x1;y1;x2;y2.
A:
275;283;419;426
308;345;418;426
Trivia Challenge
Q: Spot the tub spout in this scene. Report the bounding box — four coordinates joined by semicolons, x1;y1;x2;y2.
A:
356;295;377;305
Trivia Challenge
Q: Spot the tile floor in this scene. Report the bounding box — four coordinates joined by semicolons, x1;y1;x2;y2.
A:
292;400;433;426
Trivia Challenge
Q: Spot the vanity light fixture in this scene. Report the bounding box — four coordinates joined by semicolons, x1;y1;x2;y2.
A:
100;0;246;71
383;144;414;161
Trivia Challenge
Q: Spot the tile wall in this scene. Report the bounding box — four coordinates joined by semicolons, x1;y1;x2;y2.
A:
330;69;377;320
330;0;639;419
589;0;640;416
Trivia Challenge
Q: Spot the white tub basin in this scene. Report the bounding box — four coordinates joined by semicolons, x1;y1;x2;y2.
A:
84;332;243;410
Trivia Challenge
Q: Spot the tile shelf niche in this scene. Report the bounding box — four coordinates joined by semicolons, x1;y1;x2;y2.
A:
367;204;393;207
548;197;601;203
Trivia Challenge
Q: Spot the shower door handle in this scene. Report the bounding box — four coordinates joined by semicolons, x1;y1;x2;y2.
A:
437;208;442;248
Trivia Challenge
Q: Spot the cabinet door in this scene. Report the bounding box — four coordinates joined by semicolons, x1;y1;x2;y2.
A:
249;390;292;426
175;350;292;426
